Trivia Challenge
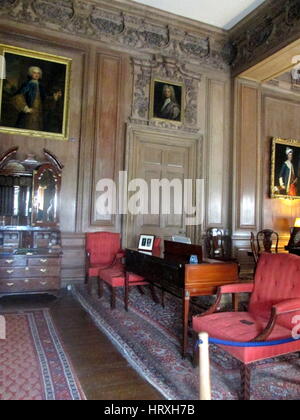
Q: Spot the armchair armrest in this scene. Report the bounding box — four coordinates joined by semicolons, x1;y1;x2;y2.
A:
195;282;254;318
116;250;125;259
113;250;125;265
218;283;254;295
273;299;300;315
253;298;300;342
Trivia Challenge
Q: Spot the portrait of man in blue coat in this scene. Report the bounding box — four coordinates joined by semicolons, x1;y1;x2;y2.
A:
278;147;298;196
12;66;46;131
0;51;68;136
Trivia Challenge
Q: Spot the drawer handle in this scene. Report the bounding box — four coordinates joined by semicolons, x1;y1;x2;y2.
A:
6;282;14;287
40;281;47;285
40;269;47;273
40;259;48;263
24;279;29;283
25;267;29;271
6;270;14;274
6;259;13;264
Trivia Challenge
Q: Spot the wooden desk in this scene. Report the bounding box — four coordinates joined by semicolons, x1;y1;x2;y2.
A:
125;245;239;357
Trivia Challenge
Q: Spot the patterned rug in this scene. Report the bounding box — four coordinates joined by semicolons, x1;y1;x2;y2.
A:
72;285;300;400
0;309;86;400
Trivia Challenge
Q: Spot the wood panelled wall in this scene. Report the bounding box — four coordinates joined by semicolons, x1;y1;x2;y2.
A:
0;23;130;284
233;78;300;263
0;19;231;284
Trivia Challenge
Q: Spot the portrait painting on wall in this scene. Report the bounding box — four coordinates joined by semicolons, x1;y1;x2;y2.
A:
0;44;71;140
150;79;184;123
271;137;300;199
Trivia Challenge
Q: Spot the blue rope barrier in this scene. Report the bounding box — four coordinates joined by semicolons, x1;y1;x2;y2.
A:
197;336;300;348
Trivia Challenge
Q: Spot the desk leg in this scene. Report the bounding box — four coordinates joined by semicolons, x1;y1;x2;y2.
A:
182;291;190;359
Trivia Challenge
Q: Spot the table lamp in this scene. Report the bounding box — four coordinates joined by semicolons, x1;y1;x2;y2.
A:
294;218;300;228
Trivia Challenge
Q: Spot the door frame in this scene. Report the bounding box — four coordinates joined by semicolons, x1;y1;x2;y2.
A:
123;124;203;248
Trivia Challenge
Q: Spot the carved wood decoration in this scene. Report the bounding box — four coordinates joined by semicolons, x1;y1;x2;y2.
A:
131;57;201;132
229;0;300;76
0;0;229;72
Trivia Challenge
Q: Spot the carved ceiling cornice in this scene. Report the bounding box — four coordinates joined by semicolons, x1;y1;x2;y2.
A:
0;0;230;72
228;0;300;76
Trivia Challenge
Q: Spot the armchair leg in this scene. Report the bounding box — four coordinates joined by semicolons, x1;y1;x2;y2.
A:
137;286;145;295
125;273;129;312
192;330;199;368
87;276;93;295
98;277;104;299
110;286;116;310
162;289;165;308
241;364;251;400
149;284;159;304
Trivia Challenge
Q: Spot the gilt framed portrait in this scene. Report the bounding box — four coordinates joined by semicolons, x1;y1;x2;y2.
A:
150;79;184;123
0;44;71;140
271;137;300;199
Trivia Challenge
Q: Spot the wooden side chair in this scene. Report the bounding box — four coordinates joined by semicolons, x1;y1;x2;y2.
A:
204;228;236;262
250;229;279;271
85;232;123;293
98;238;161;310
257;229;279;254
193;253;300;400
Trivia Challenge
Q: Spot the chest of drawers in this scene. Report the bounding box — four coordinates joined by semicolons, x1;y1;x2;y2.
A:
0;254;61;297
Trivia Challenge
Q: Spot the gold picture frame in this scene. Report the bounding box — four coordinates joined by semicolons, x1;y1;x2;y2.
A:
0;44;72;140
271;137;300;199
150;78;184;124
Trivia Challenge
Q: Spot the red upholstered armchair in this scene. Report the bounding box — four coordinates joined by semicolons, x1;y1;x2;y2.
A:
85;232;123;292
98;238;161;310
193;253;300;400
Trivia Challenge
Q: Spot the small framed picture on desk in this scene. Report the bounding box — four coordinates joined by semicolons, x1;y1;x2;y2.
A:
138;234;155;251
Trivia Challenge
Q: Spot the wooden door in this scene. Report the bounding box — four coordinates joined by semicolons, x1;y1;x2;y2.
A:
125;126;202;248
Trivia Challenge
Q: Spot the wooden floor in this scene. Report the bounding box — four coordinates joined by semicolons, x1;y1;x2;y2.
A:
0;290;163;400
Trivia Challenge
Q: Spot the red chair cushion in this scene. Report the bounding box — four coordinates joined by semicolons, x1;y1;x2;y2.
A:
99;266;149;288
193;312;300;364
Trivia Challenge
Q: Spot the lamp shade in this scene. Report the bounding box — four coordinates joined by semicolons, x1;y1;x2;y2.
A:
295;218;300;228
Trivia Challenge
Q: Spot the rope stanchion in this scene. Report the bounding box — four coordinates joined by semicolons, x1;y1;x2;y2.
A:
197;336;300;348
198;332;211;401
